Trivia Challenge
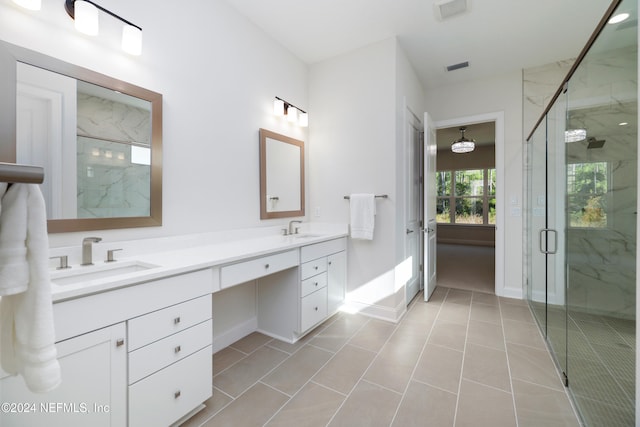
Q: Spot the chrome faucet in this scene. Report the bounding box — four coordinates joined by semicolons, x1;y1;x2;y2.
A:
81;237;102;266
288;220;302;235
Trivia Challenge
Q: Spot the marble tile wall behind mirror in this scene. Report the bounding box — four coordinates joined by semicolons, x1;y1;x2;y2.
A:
76;84;152;218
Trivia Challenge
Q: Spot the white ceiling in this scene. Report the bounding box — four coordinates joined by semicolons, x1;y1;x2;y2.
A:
222;0;614;89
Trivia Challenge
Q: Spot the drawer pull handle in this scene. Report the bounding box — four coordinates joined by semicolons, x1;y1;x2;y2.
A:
314;282;318;287
265;263;270;269
314;306;318;311
116;338;125;347
174;390;181;399
175;345;181;353
314;266;318;270
174;317;181;325
328;261;332;266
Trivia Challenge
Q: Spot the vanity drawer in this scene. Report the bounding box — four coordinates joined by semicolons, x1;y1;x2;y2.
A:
128;320;212;384
128;295;211;351
128;346;212;427
301;237;347;263
301;257;328;280
301;272;327;298
220;249;299;289
300;287;328;333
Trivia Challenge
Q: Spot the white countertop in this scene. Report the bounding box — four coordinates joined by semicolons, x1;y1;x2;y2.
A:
50;228;348;302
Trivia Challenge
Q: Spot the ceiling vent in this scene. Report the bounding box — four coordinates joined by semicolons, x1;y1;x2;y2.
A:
434;0;468;21
446;61;469;72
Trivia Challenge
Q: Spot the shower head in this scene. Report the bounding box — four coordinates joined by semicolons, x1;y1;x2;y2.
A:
587;137;605;149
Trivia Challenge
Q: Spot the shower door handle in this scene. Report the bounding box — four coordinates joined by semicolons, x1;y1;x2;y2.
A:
539;228;558;255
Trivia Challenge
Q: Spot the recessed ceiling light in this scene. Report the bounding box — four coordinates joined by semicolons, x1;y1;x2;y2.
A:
609;13;630;24
619;122;629;126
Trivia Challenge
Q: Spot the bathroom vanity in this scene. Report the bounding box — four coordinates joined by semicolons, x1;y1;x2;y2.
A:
0;230;347;427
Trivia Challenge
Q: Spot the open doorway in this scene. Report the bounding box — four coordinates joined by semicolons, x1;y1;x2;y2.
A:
435;121;496;294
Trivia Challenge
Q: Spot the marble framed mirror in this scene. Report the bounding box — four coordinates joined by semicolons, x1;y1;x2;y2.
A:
259;129;304;219
0;41;162;233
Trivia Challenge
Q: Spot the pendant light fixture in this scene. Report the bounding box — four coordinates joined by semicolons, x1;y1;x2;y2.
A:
451;126;475;153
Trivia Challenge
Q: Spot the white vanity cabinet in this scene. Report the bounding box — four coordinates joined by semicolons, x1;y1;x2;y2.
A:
256;237;347;342
300;237;347;331
0;322;127;427
128;295;212;427
1;268;214;427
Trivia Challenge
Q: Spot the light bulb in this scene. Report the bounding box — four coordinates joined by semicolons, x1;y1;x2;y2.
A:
287;106;298;123
74;0;99;36
298;112;308;127
273;99;285;116
122;24;142;55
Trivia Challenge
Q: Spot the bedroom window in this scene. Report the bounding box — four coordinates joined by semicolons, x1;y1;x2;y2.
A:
436;168;496;225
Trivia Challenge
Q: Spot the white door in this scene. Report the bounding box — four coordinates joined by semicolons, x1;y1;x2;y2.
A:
405;110;423;305
423;112;437;301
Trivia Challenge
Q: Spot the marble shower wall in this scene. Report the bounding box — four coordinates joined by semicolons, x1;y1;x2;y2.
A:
76;92;151;218
565;44;637;319
524;44;637;318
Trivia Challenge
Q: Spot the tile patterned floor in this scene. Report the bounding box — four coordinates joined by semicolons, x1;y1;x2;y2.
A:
182;288;580;427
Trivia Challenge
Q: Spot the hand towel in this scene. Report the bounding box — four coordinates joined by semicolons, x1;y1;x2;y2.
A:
0;184;61;393
349;193;375;240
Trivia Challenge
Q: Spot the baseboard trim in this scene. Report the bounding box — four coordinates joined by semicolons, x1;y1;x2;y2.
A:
212;317;257;353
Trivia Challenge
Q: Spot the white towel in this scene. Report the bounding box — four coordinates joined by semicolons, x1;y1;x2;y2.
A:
349;193;375;240
0;184;61;393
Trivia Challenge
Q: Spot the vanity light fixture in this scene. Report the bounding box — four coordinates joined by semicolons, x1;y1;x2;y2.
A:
451;126;475;153
64;0;143;56
11;0;41;11
273;97;308;127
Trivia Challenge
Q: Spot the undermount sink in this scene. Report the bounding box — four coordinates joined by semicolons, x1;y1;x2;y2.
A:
290;233;323;239
51;260;160;286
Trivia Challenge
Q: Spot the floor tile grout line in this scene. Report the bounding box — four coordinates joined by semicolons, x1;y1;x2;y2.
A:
452;288;471;427
260;315;373;426
388;289;446;426
323;314;407;427
497;295;520;427
308;379;349;397
411;376;458;396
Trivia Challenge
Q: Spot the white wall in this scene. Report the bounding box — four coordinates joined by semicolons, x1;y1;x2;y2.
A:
425;70;523;298
0;0;309;247
309;38;425;320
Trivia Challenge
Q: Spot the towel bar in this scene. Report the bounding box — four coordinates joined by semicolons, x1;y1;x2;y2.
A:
343;194;388;200
0;162;45;184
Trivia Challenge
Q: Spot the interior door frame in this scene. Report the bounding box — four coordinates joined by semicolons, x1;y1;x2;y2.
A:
404;106;424;305
434;111;505;296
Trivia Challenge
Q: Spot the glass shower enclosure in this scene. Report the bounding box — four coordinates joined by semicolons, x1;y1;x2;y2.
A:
525;0;637;425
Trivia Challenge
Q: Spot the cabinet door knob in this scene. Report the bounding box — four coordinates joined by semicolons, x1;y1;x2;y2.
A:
314;266;318;270
175;345;181;354
314;282;318;287
265;263;270;269
174;317;181;325
174;390;181;399
328;261;332;266
314;306;318;311
116;338;125;347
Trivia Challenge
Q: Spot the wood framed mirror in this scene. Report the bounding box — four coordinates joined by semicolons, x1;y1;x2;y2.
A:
0;41;162;233
259;129;304;219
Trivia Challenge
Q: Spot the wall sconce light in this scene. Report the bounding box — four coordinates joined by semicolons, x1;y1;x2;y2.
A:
64;0;142;56
273;97;308;127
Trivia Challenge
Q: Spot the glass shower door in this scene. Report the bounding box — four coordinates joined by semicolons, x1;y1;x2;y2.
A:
545;93;568;383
